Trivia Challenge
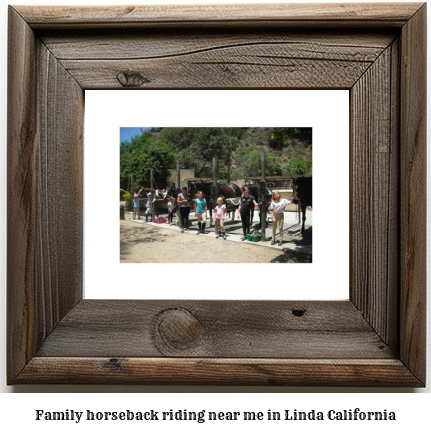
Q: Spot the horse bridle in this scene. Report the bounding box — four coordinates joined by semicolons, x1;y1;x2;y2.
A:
187;181;207;199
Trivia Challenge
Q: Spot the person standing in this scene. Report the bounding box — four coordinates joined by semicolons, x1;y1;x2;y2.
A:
270;191;292;246
167;196;176;224
215;197;227;239
193;191;208;235
236;187;259;241
145;191;155;222
177;187;191;233
132;194;141;220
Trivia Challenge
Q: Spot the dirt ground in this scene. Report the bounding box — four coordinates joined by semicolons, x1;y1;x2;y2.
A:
120;219;311;263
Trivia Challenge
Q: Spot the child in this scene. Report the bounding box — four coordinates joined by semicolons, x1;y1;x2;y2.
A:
215;197;227;239
193;191;208;234
167;196;176;224
270;191;292;246
133;194;140;220
145;192;155;222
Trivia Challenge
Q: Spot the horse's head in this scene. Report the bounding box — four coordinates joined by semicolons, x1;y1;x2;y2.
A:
293;176;312;193
187;180;206;198
293;176;312;204
137;187;147;198
166;186;179;199
187;181;198;197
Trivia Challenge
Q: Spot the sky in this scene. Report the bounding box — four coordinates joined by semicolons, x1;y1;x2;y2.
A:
120;127;150;143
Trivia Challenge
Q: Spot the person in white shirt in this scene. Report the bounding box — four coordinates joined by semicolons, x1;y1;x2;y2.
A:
270;191;292;246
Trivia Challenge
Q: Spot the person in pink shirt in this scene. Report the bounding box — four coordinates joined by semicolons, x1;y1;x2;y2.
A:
215;197;227;239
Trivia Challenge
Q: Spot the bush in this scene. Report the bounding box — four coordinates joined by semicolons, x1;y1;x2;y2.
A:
282;157;312;176
120;189;131;201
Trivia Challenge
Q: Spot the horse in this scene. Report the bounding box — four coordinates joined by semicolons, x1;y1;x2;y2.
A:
187;180;242;226
244;183;272;229
165;186;180;201
137;187;167;217
292;176;312;235
137;187;167;199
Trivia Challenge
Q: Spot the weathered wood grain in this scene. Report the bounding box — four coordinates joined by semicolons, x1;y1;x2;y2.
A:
15;358;423;386
7;6;83;383
38;31;395;89
399;3;427;385
7;3;427;386
16;3;423;29
350;44;399;348
59;44;386;89
7;6;38;382
35;40;84;336
36;300;394;359
41;31;395;60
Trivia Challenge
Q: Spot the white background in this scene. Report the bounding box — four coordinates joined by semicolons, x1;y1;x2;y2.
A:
0;0;429;423
84;90;349;300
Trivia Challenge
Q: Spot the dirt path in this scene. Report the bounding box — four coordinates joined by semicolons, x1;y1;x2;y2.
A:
120;220;311;263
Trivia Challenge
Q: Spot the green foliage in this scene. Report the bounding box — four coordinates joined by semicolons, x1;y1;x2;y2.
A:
120;127;312;190
282;157;312;176
232;147;283;178
270;128;312;149
120;133;175;191
157;127;247;178
120;189;131;201
232;146;261;178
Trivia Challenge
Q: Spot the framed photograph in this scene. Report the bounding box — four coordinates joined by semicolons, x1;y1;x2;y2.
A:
85;89;349;301
7;3;426;386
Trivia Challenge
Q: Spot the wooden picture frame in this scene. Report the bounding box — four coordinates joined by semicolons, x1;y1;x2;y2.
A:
7;3;426;386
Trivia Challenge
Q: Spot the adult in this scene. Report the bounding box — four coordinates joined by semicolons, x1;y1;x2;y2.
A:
177;187;192;233
270;191;292;246
236;187;259;240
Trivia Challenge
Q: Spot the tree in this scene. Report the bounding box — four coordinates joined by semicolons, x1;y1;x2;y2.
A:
232;147;283;179
270;128;312;149
232;146;261;178
219;127;249;181
120;133;175;192
282;156;312;176
157;127;247;179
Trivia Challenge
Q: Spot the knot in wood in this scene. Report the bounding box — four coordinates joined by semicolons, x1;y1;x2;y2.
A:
116;71;150;87
292;308;306;317
155;308;203;351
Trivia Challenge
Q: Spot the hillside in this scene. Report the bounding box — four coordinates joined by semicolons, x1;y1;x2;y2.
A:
120;127;311;190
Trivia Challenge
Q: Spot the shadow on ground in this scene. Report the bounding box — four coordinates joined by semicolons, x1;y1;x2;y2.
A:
120;224;169;259
270;226;312;263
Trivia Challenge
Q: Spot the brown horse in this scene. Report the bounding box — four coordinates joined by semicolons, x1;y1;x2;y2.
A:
292;176;312;235
187;180;242;226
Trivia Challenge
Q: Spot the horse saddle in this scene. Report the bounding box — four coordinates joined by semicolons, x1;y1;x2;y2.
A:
226;197;241;206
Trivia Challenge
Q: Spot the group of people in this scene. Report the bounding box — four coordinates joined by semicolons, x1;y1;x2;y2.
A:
166;186;292;245
169;187;227;238
133;185;292;245
236;187;292;245
132;190;156;222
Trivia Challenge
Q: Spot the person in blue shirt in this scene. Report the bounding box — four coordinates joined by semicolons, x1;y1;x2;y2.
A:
133;194;141;220
193;191;208;234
